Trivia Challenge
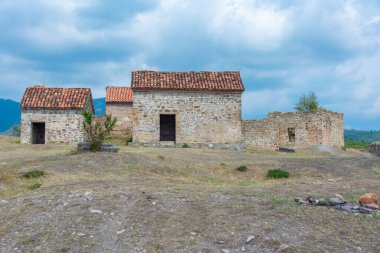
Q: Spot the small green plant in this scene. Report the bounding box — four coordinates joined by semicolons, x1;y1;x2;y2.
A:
82;111;117;151
266;169;290;179
236;165;248;172
181;143;189;148
23;170;45;179
158;155;165;160
126;136;133;146
344;140;371;150
28;183;41;190
220;162;226;166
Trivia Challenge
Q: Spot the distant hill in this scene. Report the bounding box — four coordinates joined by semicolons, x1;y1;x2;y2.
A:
344;129;380;143
0;99;21;132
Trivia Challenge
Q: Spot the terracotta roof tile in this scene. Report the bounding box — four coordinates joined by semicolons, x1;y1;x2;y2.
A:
106;87;133;103
21;85;92;110
131;71;245;92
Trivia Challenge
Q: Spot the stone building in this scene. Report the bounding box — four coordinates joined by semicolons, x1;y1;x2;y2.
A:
105;86;133;138
20;85;94;144
242;110;344;149
131;71;244;146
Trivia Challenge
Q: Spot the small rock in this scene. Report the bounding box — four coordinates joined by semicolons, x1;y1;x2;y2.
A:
246;235;255;243
306;196;316;204
90;209;102;214
190;232;197;236
329;197;346;205
363;203;380;210
359;207;374;214
221;249;230;253
294;198;306;205
117;230;126;235
77;233;85;237
316;199;327;206
358;193;379;205
218;240;225;244
84;192;93;201
242;246;246;251
0;199;9;205
278;244;290;252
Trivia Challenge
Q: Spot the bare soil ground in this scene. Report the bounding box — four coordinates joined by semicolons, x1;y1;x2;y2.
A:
0;136;379;253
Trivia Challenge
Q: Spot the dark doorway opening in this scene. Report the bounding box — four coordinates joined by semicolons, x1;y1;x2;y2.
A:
32;123;45;144
160;114;176;141
288;128;295;142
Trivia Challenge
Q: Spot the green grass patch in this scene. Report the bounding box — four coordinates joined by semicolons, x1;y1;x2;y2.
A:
236;165;248;172
181;143;189;148
158;155;165;161
266;169;290;179
23;170;45;179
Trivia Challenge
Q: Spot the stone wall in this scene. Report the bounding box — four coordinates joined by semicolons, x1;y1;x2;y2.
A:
242;109;344;149
106;103;133;138
20;109;86;144
132;91;242;144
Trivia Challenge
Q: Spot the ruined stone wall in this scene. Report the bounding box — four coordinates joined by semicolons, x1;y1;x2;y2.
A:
20;109;86;144
106;103;133;138
242;110;344;149
132;91;242;144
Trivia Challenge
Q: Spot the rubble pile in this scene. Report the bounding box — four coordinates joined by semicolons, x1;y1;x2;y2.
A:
295;193;380;215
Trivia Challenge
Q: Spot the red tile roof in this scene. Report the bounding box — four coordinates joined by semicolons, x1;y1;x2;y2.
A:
21;85;93;110
106;87;133;103
131;71;245;92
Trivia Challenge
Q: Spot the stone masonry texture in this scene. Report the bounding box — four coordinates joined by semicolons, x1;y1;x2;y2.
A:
132;91;242;144
106;103;133;138
21;109;86;144
241;109;344;149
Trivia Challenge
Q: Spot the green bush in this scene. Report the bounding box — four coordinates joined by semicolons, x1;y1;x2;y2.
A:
23;170;45;179
236;165;248;172
82;112;117;151
344;140;371;150
125;136;133;146
266;169;290;179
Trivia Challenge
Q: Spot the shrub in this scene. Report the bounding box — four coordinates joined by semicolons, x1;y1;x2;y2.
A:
82;111;117;151
181;143;189;148
23;170;45;179
158;155;165;160
266;169;290;179
126;136;133;146
12;125;21;137
294;91;319;111
28;183;41;190
236;165;248;172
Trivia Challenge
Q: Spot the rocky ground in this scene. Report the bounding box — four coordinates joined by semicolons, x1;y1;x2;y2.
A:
0;136;379;253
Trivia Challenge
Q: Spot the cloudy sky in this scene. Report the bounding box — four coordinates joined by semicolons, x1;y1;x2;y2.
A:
0;0;380;129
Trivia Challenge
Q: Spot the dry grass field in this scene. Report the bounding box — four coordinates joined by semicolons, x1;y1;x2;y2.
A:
0;136;379;253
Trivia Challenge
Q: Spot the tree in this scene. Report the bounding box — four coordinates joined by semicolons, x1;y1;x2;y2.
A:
82;111;117;151
294;91;319;111
11;125;21;137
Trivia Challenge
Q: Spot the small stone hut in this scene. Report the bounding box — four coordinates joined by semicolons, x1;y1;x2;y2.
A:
20;85;94;144
105;86;134;138
131;71;244;146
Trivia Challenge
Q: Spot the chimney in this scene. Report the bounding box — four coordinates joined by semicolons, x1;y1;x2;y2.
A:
34;84;44;88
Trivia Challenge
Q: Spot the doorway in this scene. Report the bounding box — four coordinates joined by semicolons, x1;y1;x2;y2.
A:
32;122;45;144
160;115;176;141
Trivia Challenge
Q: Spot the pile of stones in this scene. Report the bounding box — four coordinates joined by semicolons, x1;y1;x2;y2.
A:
368;142;380;156
77;142;119;152
295;193;380;215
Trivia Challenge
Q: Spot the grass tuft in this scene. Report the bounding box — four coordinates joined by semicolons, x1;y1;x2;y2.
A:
181;143;189;148
158;155;165;161
23;170;45;179
266;169;289;179
28;183;41;190
236;165;248;172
